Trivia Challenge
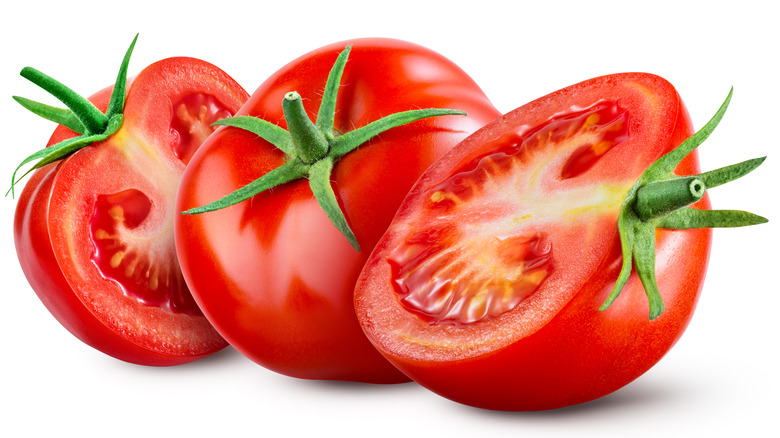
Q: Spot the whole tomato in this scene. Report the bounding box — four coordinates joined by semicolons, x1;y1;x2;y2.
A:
13;36;249;366
175;38;501;383
354;73;766;407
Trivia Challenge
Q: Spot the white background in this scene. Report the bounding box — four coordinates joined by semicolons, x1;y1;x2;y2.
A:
1;1;777;436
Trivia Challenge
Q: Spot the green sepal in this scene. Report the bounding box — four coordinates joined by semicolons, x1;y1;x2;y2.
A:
657;208;768;229
19;66;108;135
212;116;296;158
186;45;467;251
8;115;123;196
602;89;767;320
644;88;733;180
106;34;138;119
632;224;663;320
698;156;766;189
8;35;138;198
330;108;467;159
315;45;351;137
180;160;311;215
12;96;86;134
309;156;360;251
600;211;636;311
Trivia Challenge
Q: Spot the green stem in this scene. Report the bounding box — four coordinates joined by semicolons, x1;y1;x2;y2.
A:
634;176;706;221
283;92;329;163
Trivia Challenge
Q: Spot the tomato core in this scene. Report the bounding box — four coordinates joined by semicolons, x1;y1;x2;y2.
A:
90;189;200;315
387;101;630;327
170;93;233;165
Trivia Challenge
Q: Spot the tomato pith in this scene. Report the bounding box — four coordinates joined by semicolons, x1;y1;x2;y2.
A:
355;73;711;409
14;56;249;365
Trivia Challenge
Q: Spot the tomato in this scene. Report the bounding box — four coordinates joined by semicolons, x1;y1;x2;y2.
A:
354;73;764;409
175;38;501;382
13;38;249;366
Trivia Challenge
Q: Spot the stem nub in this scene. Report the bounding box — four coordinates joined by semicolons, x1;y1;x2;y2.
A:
634;177;706;221
283;91;329;164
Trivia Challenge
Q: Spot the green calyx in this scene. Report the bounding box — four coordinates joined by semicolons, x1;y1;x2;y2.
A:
8;35;138;198
600;88;767;320
181;45;467;252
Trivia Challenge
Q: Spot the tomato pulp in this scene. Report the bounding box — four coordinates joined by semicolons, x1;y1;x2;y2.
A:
355;73;712;407
14;54;248;366
175;39;501;382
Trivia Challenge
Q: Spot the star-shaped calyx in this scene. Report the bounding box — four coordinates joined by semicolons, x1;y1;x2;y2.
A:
9;35;138;197
181;45;466;251
601;89;767;320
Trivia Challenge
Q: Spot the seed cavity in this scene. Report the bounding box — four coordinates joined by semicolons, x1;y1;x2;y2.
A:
389;230;553;326
170;93;233;165
89;189;201;315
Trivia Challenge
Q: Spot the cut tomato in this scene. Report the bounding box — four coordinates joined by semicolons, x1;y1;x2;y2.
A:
14;43;248;365
355;73;715;409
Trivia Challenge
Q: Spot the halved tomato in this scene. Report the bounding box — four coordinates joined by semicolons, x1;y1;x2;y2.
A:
355;73;714;409
14;47;248;366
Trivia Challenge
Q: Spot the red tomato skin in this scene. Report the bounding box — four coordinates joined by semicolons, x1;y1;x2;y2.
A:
14;58;248;366
355;73;711;408
175;39;501;382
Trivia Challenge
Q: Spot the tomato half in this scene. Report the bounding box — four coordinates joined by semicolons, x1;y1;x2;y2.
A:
175;38;501;382
14;55;249;366
354;73;712;407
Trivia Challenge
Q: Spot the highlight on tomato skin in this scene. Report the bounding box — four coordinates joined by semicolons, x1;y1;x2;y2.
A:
354;72;716;410
13;39;249;366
